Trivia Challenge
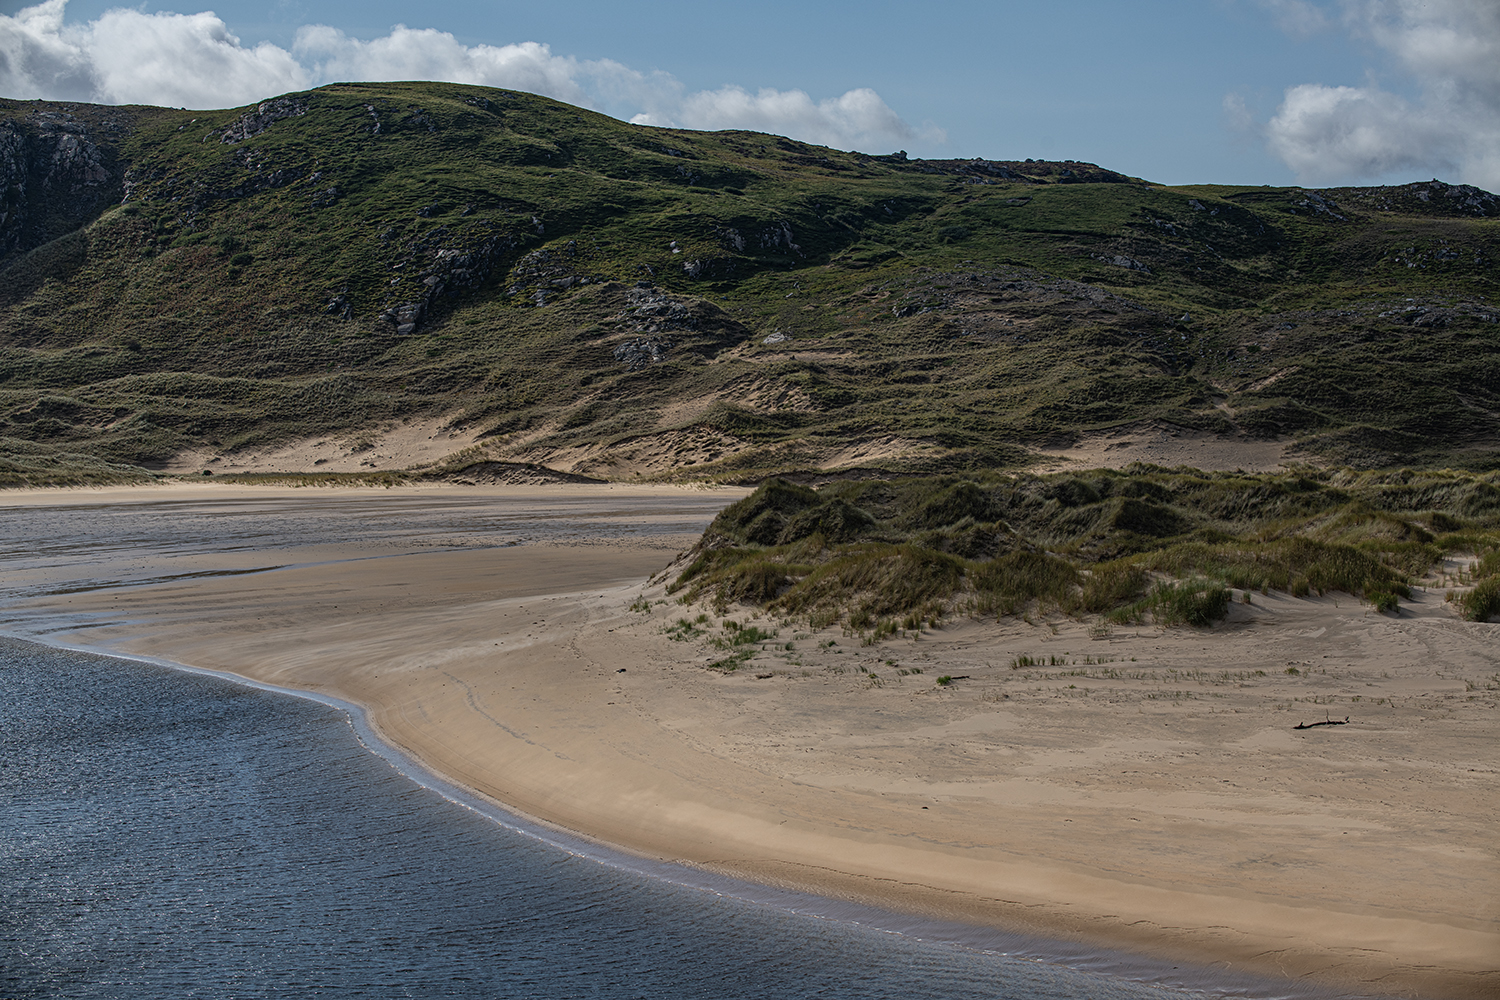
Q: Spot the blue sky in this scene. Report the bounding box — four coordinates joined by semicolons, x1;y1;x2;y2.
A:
3;0;1497;191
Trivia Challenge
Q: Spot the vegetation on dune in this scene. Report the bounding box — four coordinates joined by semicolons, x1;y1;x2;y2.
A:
0;83;1498;482
671;466;1500;634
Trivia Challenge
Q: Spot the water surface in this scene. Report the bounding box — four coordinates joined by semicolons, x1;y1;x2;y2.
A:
2;638;1253;1000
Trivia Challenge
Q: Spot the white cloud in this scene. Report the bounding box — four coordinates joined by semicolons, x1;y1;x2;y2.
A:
0;0;310;107
0;0;930;153
291;27;597;108
1254;0;1500;191
1265;83;1456;179
632;85;940;153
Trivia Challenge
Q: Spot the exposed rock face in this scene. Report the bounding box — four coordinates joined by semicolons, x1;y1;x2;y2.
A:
1098;254;1152;274
1336;179;1500;218
0;123;26;242
379;224;519;334
0;111;122;263
613;337;671;370
1291;190;1348;220
219;98;307;144
619;284;698;332
383;301;425;336
507;240;597;301
603;283;754;368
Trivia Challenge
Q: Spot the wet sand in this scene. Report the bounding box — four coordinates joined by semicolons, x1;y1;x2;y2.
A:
2;482;1495;999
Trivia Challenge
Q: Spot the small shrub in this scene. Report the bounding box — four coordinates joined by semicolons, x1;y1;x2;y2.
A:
1147;579;1230;627
1369;590;1399;614
936;675;952;686
1459;577;1500;622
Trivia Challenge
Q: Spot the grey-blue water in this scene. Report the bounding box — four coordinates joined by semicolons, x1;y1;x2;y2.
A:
0;638;1318;999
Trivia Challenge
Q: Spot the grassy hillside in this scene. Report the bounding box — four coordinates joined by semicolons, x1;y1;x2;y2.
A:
1;82;1498;485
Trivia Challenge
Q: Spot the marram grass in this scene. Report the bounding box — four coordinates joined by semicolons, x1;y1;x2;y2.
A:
674;466;1500;637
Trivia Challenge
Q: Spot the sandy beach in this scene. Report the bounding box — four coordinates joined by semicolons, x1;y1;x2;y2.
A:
2;481;1495;999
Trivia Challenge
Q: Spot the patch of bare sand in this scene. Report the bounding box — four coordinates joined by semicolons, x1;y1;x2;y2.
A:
1037;422;1294;472
518;427;756;479
158;415;485;474
818;435;940;469
3;487;1495;999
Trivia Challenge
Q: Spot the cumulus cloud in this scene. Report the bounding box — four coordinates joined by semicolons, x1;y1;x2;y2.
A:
291;27;597;108
1255;0;1500;191
0;0;309;107
0;0;930;152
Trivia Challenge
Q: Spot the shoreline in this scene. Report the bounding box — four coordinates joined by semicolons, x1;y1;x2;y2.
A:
3;630;1332;1000
3;483;1495;999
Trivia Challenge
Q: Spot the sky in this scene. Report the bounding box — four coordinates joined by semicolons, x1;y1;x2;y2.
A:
1;0;1497;192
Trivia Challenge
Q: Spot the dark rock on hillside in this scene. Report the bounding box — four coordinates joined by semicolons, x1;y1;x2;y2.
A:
379;223;523;333
1332;179;1500;218
613;337;671;370
601;283;753;366
0;110;123;262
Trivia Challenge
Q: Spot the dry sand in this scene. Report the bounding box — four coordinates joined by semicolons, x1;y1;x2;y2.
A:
155;415;488;475
1036;422;1294;472
2;482;1495;998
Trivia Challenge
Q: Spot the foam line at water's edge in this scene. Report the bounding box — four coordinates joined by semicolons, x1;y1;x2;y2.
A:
4;630;1362;1000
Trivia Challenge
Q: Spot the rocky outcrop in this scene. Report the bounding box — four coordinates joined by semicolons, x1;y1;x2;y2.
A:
613;337;671;370
219;98;307;144
604;283;754;368
0;110;123;265
378;223;521;334
1290;190;1348;220
1332;179;1500;218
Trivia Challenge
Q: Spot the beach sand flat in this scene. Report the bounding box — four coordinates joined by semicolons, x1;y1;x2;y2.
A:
3;483;1495;998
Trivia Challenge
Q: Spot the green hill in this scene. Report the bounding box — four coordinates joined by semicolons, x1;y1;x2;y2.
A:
1;81;1498;486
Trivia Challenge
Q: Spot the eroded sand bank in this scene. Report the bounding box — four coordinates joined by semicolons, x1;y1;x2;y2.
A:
2;483;1495;998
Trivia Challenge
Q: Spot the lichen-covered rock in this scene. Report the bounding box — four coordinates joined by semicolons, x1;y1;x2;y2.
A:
219;98;307;144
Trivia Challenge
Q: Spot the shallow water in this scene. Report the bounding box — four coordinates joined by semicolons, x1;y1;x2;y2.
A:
0;490;730;604
1;637;1259;1000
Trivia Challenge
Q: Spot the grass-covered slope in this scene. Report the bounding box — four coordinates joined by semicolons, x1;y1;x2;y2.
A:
671;467;1500;639
1;82;1498;483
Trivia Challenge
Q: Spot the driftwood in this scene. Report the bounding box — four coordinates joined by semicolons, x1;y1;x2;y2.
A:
1294;715;1351;730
